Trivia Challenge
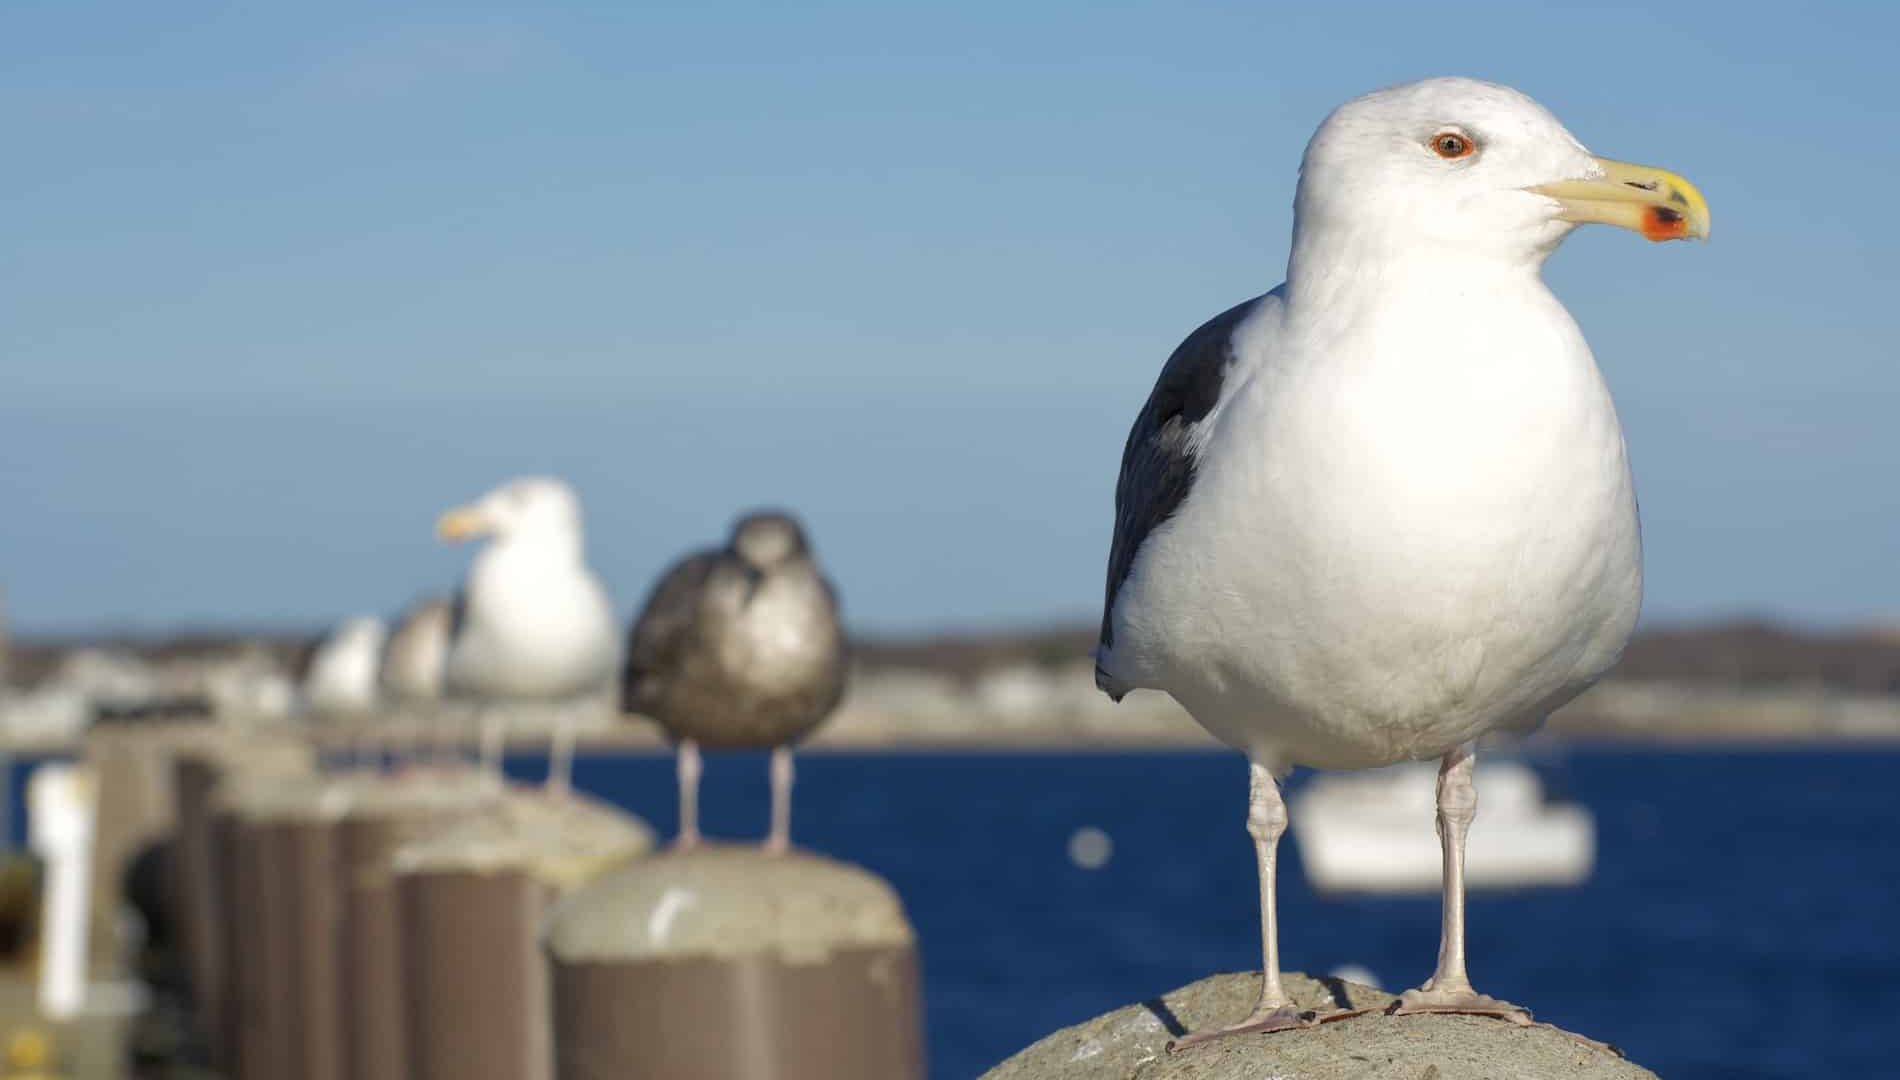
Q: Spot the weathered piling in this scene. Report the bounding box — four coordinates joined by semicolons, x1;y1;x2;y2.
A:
172;755;227;1051
338;770;502;1080
211;766;321;1080
206;798;245;1073
978;971;1655;1080
276;774;377;1080
543;845;925;1080
393;787;655;1080
174;740;313;1065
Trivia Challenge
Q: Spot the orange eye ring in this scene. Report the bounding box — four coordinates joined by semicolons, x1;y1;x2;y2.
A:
1430;131;1475;159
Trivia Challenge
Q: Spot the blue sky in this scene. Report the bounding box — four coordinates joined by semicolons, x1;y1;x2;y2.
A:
2;1;1896;635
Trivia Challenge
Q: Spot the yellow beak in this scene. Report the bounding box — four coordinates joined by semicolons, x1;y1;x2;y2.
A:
1530;157;1710;242
435;506;490;543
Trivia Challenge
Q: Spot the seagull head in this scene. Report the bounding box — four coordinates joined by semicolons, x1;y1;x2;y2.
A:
729;510;811;569
436;476;587;550
1293;77;1708;264
328;615;388;654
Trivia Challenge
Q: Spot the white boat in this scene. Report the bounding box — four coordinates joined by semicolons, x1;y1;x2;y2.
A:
1289;759;1594;895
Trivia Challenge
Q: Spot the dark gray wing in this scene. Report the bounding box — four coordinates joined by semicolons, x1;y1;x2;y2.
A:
1098;295;1265;658
621;550;723;715
445;588;468;642
816;570;850;711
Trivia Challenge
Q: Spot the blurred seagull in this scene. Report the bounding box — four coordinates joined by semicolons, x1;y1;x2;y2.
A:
302;615;387;717
437;477;618;793
380;594;453;705
378;594;455;767
1094;77;1708;1047
623;511;846;853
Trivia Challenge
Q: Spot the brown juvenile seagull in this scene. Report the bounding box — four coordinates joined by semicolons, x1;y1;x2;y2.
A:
623;511;847;853
1093;77;1708;1048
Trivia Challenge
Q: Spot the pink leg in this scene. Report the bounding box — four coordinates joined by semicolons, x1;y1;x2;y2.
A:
1388;743;1531;1023
764;746;794;855
546;711;574;798
1170;759;1363;1050
675;740;702;849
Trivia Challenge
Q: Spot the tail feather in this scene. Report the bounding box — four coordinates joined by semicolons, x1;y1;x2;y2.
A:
1092;647;1129;703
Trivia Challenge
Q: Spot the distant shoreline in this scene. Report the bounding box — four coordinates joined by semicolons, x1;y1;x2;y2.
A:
5;618;1897;752
5;678;1895;756
9;616;1900;693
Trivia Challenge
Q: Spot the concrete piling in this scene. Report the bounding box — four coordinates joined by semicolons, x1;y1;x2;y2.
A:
543;845;925;1080
174;739;314;1067
337;771;502;1080
276;775;370;1080
172;755;228;1056
213;776;309;1079
185;738;930;1080
393;787;655;1080
978;971;1655;1080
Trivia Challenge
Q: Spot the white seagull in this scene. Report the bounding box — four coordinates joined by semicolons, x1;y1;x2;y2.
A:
380;594;454;705
1094;77;1708;1047
437;477;619;794
302;615;387;717
378;593;456;767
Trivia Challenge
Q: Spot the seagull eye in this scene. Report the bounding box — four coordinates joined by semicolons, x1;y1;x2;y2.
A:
1430;132;1475;160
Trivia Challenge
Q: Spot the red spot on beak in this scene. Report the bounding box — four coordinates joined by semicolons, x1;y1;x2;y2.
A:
1642;205;1687;242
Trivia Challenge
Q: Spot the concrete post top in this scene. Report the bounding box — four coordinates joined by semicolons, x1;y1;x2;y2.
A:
209;761;324;820
980;971;1656;1080
211;766;500;824
339;768;504;819
542;844;915;965
392;786;656;890
179;732;315;769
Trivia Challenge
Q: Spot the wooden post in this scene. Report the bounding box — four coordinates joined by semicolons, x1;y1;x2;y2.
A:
276;774;372;1080
338;771;502;1080
394;787;654;1080
217;789;300;1079
174;739;313;1066
173;755;225;1050
543;845;925;1080
207;798;243;1073
206;748;318;1078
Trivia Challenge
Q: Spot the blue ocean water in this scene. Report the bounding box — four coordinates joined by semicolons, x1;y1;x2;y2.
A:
509;746;1900;1079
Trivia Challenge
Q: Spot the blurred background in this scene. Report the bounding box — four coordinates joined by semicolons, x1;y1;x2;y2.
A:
1;2;1896;1079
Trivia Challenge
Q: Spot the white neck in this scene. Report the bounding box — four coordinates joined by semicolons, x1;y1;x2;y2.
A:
486;528;585;567
1282;232;1554;342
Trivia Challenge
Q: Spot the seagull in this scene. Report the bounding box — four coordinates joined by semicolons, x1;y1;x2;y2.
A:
380;594;453;705
378;594;455;767
302;615;387;717
623;511;847;853
437;477;619;794
1093;77;1707;1047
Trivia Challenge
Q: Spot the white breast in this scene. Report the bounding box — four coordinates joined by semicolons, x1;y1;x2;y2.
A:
721;568;838;686
447;544;620;703
1119;268;1641;768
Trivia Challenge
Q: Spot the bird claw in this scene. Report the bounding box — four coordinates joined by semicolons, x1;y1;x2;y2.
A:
1386;987;1533;1024
1166;1005;1366;1052
1385;987;1623;1057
